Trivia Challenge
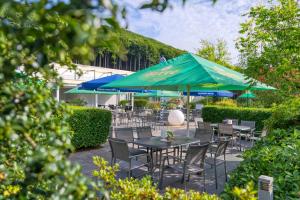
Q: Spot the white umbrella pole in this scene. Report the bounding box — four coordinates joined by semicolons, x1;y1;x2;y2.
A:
56;86;60;102
95;91;98;108
186;85;191;137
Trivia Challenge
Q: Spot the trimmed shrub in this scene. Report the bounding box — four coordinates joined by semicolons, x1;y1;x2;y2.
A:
67;98;87;106
134;99;148;108
68;106;112;149
202;106;272;130
214;99;237;107
119;100;129;107
148;102;161;111
222;129;300;199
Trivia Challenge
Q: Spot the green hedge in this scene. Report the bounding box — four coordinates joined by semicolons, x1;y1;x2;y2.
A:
202;106;272;130
67;106;112;149
222;129;300;199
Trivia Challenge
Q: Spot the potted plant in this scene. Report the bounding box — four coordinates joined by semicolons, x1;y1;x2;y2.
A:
166;130;174;141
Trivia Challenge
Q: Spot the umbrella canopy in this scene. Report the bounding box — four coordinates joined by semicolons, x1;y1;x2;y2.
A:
65;87;122;95
80;74;153;93
103;53;275;91
183;90;233;97
80;74;124;90
135;90;181;97
238;91;256;98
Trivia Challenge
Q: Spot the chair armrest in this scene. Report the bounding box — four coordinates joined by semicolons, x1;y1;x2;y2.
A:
163;155;185;163
252;131;262;137
129;152;151;159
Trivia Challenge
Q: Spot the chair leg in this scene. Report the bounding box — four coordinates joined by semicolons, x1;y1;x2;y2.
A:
159;162;165;189
187;173;190;182
128;160;132;178
203;170;206;192
181;172;185;184
224;159;227;182
110;157;113;166
214;161;218;189
159;150;163;167
128;170;132;178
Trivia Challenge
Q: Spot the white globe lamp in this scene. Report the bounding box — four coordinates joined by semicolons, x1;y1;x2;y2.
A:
168;110;184;126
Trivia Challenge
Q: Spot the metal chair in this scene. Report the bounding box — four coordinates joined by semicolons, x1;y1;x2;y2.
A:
249;128;268;146
194;128;213;145
218;124;238;148
205;139;230;189
114;127;134;144
109;138;152;178
194;117;203;127
240;120;256;138
223;119;239;125
126;111;133;127
197;121;211;129
136;126;152;139
159;143;210;190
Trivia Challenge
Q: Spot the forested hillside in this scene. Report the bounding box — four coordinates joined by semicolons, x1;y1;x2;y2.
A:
77;29;185;71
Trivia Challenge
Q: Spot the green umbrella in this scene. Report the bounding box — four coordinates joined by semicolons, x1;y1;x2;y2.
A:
238;91;256;99
103;53;275;135
65;87;122;95
238;91;256;107
134;90;181;97
103;53;275;91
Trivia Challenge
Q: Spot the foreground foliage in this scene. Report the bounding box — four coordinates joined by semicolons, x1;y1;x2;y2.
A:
93;157;257;200
0;79;99;199
223;129;300;199
0;0;122;198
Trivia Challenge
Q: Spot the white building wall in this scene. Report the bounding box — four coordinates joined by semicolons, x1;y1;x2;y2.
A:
55;63;132;107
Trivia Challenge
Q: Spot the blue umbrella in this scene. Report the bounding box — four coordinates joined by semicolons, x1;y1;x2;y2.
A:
80;74;125;90
183;90;233;97
80;74;153;93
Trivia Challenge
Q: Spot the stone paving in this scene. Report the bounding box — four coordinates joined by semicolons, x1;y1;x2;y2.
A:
69;125;247;195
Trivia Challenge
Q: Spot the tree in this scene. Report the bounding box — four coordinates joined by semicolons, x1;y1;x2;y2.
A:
0;0;122;198
237;0;300;95
196;39;238;70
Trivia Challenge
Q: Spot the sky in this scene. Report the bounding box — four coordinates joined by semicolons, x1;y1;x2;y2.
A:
121;0;262;64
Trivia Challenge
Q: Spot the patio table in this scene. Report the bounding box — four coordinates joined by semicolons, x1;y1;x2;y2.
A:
210;123;251;151
210;123;251;132
133;136;200;173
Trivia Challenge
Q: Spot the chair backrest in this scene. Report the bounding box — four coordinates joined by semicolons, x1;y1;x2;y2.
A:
126;111;133;120
223;119;239;125
194;128;213;144
194;117;203;124
185;144;210;167
261;128;268;137
136;126;152;139
218;123;233;136
240;120;256;129
215;139;230;157
197;121;210;129
114;127;134;142
108;126;113;138
108;138;130;162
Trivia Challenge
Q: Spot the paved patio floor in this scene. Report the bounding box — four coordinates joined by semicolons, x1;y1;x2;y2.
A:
69;125;247;195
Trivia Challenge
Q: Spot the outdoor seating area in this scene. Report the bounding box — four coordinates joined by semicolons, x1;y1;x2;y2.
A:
70;110;262;193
